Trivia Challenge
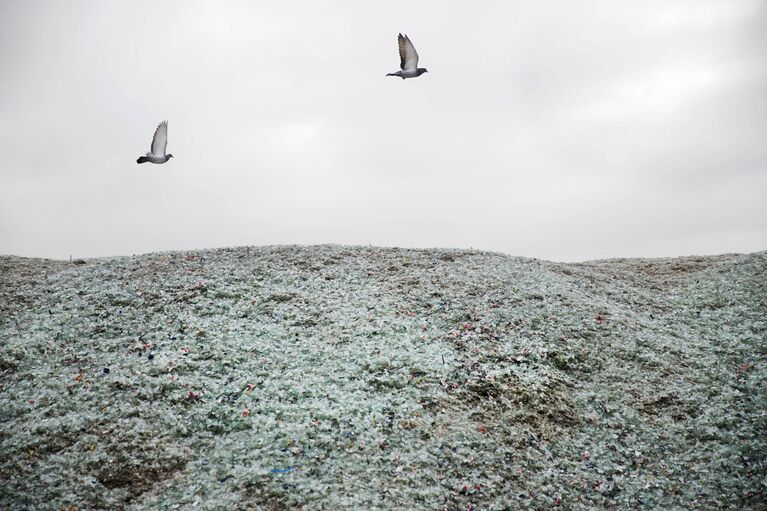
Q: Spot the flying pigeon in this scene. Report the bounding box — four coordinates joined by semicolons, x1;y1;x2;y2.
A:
386;33;428;79
136;121;173;164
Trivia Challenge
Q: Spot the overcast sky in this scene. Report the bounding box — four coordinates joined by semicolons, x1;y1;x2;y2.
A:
1;0;765;262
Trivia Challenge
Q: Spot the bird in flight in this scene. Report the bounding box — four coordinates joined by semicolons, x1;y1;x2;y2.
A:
386;33;428;79
137;121;173;164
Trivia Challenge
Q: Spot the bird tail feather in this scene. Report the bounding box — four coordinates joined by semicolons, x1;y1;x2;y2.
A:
136;156;150;164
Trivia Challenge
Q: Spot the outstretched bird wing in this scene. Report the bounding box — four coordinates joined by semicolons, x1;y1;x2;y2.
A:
150;121;168;156
398;33;419;72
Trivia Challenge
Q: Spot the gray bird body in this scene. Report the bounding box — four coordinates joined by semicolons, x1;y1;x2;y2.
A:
387;34;428;79
136;121;173;164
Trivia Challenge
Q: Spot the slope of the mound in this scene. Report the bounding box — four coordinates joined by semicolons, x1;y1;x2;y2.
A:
1;246;765;510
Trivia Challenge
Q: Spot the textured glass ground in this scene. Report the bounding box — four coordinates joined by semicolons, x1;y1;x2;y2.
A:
1;246;765;510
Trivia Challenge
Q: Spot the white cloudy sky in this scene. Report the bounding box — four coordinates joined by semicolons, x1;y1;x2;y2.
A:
1;0;765;261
